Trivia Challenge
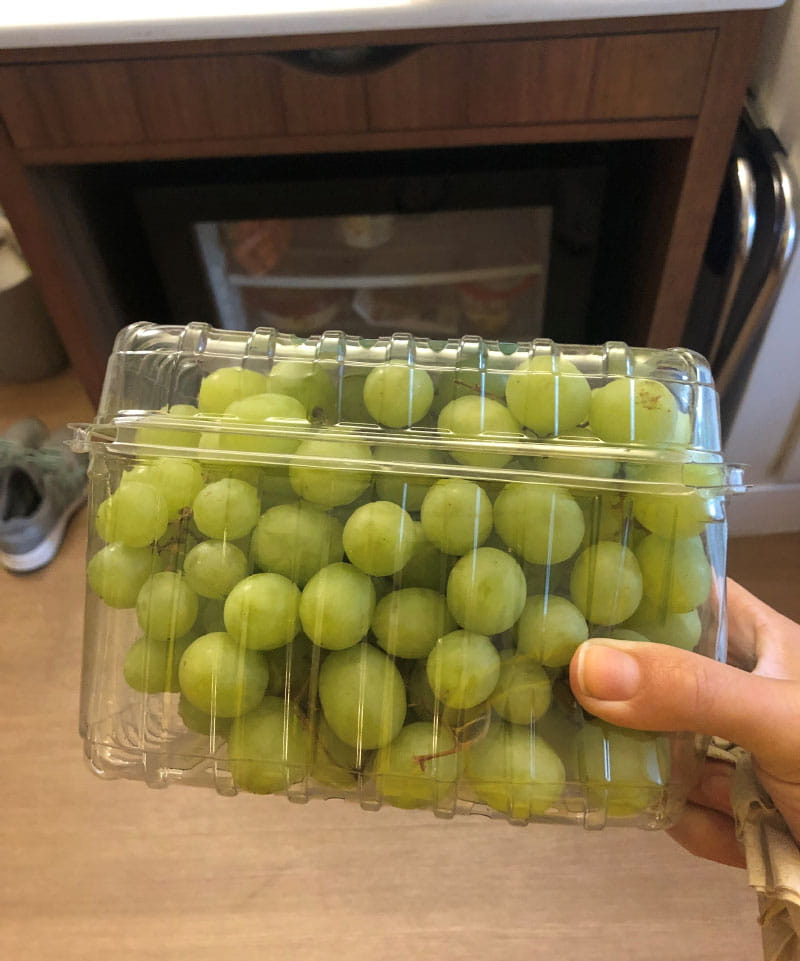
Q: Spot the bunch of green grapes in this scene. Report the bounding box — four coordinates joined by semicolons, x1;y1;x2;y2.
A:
85;351;719;825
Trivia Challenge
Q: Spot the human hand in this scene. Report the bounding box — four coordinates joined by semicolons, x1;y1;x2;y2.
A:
569;579;800;867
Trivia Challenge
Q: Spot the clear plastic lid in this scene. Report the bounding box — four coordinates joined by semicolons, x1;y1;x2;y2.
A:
77;321;744;496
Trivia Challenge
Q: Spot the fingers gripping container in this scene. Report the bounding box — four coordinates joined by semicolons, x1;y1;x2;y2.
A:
76;322;744;830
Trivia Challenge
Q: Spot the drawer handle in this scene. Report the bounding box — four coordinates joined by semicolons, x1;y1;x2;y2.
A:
273;45;419;76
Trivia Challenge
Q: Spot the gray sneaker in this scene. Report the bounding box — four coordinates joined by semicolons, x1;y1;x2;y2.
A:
0;417;48;465
0;427;88;573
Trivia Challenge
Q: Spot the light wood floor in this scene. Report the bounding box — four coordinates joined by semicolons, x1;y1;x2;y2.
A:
2;368;795;961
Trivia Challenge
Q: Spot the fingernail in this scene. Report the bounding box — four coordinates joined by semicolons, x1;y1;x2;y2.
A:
576;641;642;701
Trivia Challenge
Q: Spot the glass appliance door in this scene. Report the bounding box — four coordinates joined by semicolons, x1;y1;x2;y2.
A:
196;206;551;342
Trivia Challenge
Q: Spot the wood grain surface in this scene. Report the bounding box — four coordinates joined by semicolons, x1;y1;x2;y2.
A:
1;370;786;961
0;29;713;153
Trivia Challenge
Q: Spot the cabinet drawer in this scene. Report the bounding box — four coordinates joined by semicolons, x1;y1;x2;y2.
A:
0;53;367;150
367;30;715;131
0;30;714;152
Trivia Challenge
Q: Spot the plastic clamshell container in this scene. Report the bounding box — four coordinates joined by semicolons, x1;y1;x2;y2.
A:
76;322;745;831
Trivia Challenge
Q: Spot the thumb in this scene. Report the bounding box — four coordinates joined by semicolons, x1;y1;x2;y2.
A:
569;639;800;773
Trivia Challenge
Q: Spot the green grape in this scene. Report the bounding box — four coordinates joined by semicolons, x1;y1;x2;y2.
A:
625;601;702;651
420;478;493;556
317;714;363;769
523;561;566;596
221;392;308;455
635;534;712;613
87;543;163;609
437;395;521;468
465;722;566;819
433;368;507;411
329;486;374;527
406;658;441;720
264;633;315;699
531;426;617;482
339;371;372;424
265;360;337;419
134;404;201;448
136;571;199;641
625;451;725;502
372;588;455;659
197;366;268;414
118;463;159;487
362;364;434;428
494;483;584;565
229;696;309;794
624;456;725;487
607;628;651;642
96;481;169;548
505;355;591;436
318;643;407;750
169;404;201;418
224;572;301;651
183;540;248;600
446;547;527;635
289;439;373;508
155;517;201;572
535;708;581;781
197;429;224;453
177;694;232;738
373;444;443;512
253;501;344;587
394;524;451;591
197;597;227;634
123;634;192;694
192;478;260;540
577;720;670;817
589;378;678;447
299;563;376;650
342;501;417;576
623;593;660;623
569;542;643;626
515;595;589;667
203;450;262;488
426;630;501;709
372;721;459;810
313;716;362;789
258;466;298;511
533;452;618;481
196;434;264;486
178;631;269;717
633;489;716;539
578;491;636;548
671;410;693;447
490;652;553;725
142;457;205;519
406;659;490;731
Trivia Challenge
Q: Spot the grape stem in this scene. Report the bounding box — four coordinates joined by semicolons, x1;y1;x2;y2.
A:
412;707;491;771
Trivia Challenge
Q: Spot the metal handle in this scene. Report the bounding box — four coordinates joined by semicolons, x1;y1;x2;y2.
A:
273;45;419;76
715;145;797;396
706;155;757;369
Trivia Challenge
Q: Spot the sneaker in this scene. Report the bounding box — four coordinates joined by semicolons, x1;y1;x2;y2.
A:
0;417;49;465
0;427;88;573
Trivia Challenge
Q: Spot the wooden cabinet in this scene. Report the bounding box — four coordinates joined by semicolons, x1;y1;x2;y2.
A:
0;12;766;402
0;29;716;153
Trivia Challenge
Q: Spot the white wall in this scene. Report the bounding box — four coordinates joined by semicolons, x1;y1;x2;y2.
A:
724;0;800;535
